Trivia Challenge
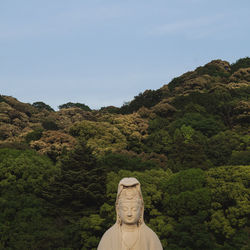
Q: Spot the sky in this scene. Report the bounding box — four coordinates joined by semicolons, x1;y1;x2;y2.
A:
1;0;250;110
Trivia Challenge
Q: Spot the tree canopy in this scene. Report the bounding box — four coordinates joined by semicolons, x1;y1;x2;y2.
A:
0;57;249;249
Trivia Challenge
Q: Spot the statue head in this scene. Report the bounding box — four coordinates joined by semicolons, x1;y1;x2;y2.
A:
115;177;144;226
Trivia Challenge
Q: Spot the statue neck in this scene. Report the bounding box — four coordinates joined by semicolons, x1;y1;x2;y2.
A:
121;223;138;232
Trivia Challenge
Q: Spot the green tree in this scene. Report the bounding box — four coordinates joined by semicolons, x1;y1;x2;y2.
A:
229;150;250;165
120;89;164;114
169;112;225;137
207;165;250;248
80;214;105;250
98;151;160;173
162;169;214;249
167;125;212;172
40;142;106;249
70;120;127;157
42;119;59;130
32;101;54;112
25;128;43;143
206;131;245;166
58;102;91;111
44;142;105;217
231;57;250;73
144;129;172;154
0;148;60;249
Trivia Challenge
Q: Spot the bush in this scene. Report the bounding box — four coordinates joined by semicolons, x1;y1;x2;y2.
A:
0;148;60;249
32;101;54;112
25;129;43;143
0;95;6;103
196;64;230;78
42;120;58;130
119;89;164;114
58;102;91;111
168;76;186;92
169;113;225;137
229;150;250;165
99;106;120;114
231;57;250;73
0;141;31;150
98;152;160;173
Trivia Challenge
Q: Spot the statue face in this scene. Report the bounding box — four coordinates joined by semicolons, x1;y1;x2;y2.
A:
118;201;141;225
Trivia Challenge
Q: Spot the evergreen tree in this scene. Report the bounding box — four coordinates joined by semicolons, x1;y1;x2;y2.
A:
44;142;105;217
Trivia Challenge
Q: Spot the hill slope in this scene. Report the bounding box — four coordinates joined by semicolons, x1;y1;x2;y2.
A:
1;57;249;165
0;57;249;249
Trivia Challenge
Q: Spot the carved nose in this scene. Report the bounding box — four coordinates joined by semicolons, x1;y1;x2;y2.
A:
127;210;132;216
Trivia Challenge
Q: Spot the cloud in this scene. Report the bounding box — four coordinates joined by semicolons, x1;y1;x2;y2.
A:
148;15;225;38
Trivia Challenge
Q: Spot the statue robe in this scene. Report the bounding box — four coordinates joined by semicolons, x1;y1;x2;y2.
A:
97;223;163;250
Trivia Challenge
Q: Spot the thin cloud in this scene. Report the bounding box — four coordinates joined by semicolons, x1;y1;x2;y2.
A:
148;15;225;37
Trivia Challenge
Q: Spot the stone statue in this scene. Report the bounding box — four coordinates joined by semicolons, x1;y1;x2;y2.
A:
98;177;163;250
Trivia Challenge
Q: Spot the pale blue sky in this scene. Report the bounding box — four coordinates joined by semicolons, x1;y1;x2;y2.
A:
1;0;249;109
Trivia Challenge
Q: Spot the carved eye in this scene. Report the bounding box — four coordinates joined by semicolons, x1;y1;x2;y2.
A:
123;207;128;211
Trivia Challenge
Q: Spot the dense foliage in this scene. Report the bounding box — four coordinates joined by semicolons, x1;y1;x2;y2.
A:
0;58;249;249
231;57;250;73
32;102;55;112
58;102;91;111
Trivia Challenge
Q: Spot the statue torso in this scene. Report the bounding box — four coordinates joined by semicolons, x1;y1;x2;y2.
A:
98;223;163;250
121;229;140;250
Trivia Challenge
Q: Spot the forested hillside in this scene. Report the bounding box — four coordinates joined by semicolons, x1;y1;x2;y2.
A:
0;58;249;249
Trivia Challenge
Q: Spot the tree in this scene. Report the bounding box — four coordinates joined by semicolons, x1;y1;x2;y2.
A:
43;142;105;217
69;120;127;157
41;119;59;130
25;128;43;143
167;125;212;172
169;112;225;137
58;102;91;111
206;131;244;166
0;148;61;249
207;165;250;248
32;101;54;112
41;142;106;249
119;89;164;114
229;150;250;165
144;129;172;154
231;57;250;73
106;113;148;153
161;169;214;249
98;151;160;173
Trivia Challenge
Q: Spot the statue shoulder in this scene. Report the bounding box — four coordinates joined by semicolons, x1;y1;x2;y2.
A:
97;224;118;250
140;224;163;250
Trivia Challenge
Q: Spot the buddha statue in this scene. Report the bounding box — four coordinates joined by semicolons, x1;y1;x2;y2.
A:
98;177;163;250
